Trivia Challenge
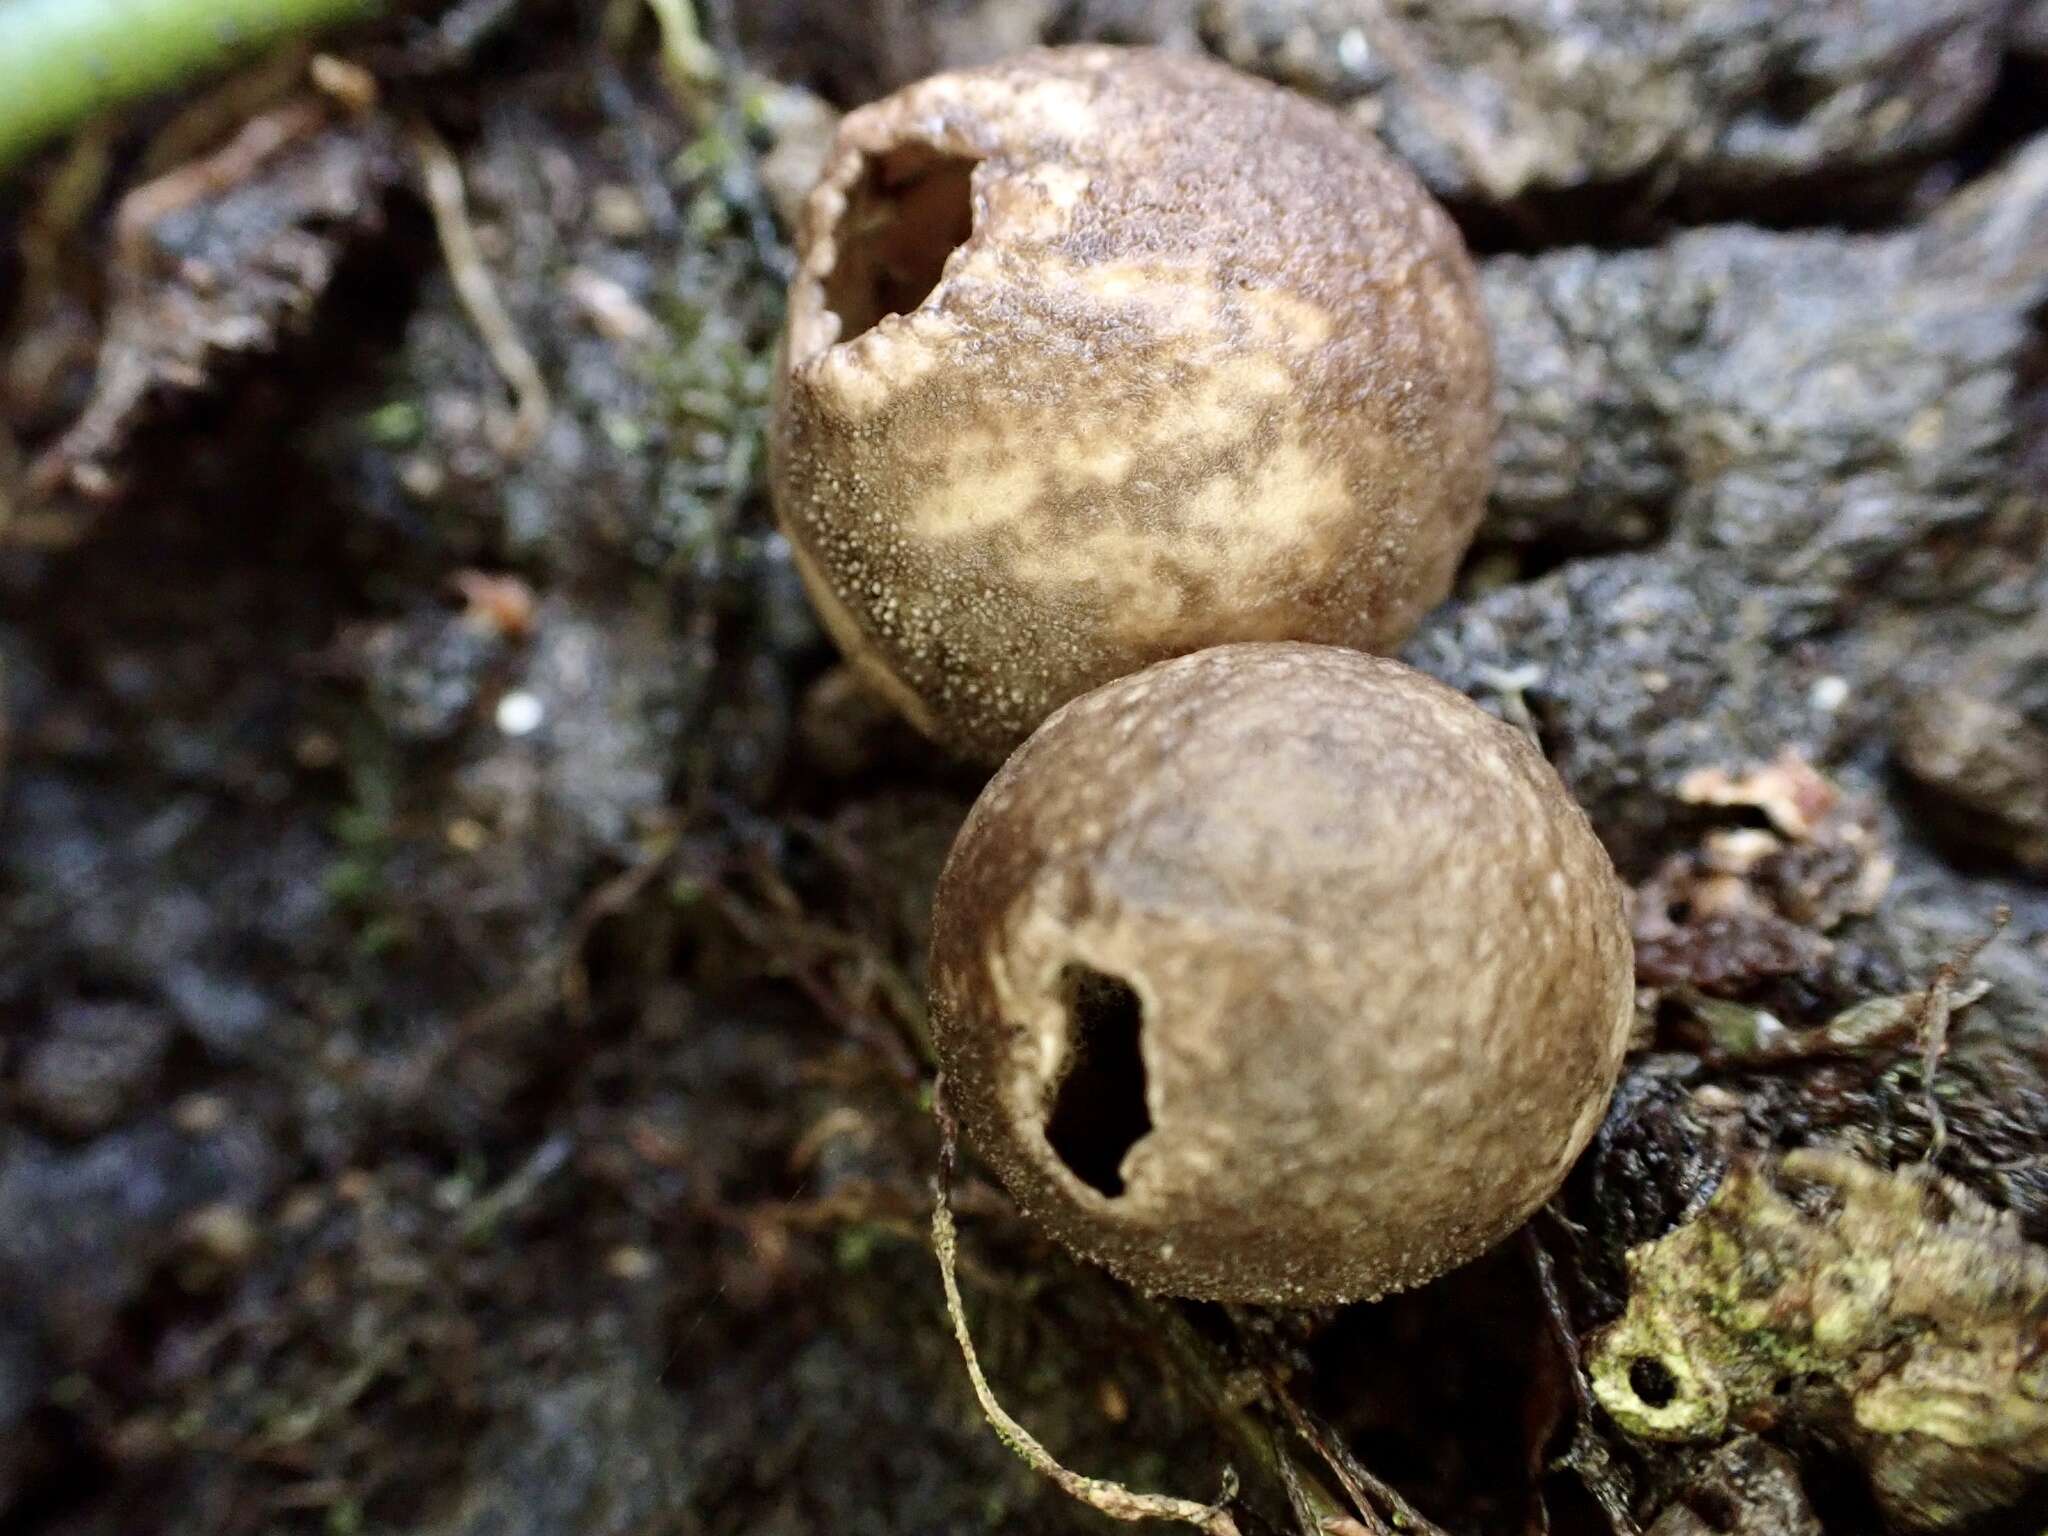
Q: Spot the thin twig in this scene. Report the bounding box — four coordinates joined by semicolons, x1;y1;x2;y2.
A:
1525;1226;1638;1536
1918;905;2010;1159
1264;1387;1390;1536
557;843;680;1023
138;42;317;178
14;120;114;298
623;0;723;165
932;1085;1244;1536
452;839;678;1043
644;0;720;89
1137;1298;1358;1534
1274;1436;1372;1536
1249;1349;1447;1536
701;868;923;1085
117;100;328;254
410;117;550;458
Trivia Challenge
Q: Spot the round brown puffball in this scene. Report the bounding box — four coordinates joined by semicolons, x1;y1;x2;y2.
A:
772;47;1495;763
929;643;1633;1304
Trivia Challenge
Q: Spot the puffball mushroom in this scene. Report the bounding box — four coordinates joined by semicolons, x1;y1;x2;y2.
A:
929;644;1634;1304
772;47;1495;763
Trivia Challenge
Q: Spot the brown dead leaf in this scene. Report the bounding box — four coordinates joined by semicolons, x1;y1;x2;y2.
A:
1678;748;1840;840
1643;749;1893;994
32;100;400;499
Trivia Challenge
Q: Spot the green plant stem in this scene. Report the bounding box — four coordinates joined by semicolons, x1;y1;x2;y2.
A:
0;0;383;170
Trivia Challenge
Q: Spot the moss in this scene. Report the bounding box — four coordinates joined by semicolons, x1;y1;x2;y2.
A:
1590;1149;2048;1527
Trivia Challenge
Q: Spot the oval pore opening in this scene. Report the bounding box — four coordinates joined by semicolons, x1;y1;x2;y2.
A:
821;145;977;343
1045;964;1152;1198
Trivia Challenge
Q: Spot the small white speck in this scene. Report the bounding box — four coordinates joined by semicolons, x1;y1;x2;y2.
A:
497;691;545;737
1810;675;1849;712
1337;28;1371;73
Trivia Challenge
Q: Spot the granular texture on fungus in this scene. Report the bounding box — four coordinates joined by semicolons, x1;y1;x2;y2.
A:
929;644;1633;1303
771;46;1494;760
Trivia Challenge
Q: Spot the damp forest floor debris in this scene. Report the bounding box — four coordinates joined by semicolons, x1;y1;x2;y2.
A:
3;3;2048;1533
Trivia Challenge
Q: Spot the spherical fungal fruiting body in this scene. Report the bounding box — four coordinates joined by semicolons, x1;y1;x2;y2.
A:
929;644;1633;1304
772;47;1495;762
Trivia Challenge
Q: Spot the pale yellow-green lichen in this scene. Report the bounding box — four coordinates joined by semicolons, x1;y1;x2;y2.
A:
1590;1147;2048;1530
